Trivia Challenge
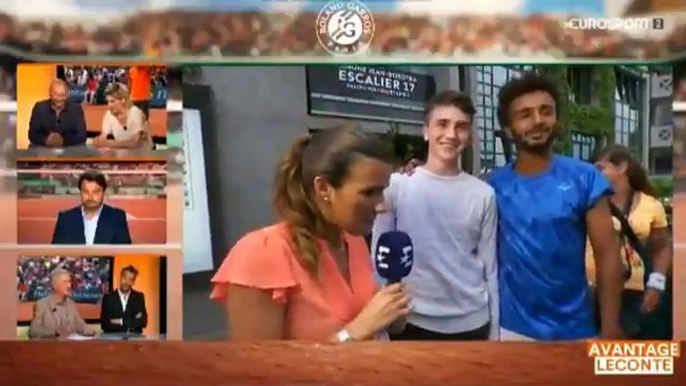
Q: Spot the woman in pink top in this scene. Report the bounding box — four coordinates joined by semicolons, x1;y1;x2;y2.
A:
211;126;410;342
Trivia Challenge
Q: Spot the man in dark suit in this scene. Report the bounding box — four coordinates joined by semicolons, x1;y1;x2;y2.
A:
51;170;132;245
28;79;88;147
100;265;148;334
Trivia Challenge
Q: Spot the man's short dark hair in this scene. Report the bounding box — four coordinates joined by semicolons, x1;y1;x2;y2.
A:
121;265;138;277
78;170;107;191
496;72;561;129
424;90;476;123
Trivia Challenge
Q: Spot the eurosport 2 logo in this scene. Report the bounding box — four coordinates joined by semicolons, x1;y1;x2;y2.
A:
316;1;375;56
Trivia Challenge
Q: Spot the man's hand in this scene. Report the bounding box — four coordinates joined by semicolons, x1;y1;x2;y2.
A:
600;324;623;339
641;288;661;314
400;158;422;175
135;312;143;319
80;327;97;337
92;136;106;147
56;325;74;337
46;133;64;147
111;318;123;325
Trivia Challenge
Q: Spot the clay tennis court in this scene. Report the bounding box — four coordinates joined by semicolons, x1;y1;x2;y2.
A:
17;196;166;244
84;105;167;138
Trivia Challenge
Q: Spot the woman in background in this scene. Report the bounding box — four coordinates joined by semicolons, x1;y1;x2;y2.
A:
211;126;410;342
93;83;151;149
586;145;672;339
86;75;98;105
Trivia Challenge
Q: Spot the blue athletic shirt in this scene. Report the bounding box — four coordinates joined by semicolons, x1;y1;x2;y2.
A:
487;155;613;340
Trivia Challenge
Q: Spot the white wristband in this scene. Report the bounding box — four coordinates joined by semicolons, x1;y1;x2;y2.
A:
336;329;353;343
646;272;667;291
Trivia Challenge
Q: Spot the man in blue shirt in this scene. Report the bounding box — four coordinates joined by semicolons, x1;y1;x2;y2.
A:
488;72;624;340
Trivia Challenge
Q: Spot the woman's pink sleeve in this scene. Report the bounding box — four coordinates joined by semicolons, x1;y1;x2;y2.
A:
209;228;297;304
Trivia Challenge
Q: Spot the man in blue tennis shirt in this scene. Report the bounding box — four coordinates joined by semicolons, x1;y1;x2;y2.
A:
488;72;624;341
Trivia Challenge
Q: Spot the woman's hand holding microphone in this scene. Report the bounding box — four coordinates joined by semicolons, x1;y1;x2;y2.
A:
341;283;411;342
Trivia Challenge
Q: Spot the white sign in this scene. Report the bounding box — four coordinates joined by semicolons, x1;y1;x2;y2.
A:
182;109;214;274
650;124;673;148
651;74;673;99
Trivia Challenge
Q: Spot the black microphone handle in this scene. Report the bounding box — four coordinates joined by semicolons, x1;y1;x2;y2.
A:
386;278;401;285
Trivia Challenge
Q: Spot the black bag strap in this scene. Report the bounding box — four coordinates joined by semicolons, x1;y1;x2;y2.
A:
607;191;649;281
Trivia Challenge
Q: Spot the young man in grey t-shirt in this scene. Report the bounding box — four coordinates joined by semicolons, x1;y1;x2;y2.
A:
372;91;499;341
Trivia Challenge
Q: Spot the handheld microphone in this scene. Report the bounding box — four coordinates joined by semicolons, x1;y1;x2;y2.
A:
374;231;414;284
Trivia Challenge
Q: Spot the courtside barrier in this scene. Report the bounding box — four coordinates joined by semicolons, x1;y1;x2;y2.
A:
0;341;683;385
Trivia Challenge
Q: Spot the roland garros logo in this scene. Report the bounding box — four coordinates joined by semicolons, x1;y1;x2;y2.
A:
316;0;375;55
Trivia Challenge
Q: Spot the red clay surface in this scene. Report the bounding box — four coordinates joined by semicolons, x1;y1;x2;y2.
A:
1;341;683;386
17;197;166;244
84;105;167;138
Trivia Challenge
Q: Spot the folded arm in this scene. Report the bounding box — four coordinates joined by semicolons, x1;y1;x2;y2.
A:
126;295;148;329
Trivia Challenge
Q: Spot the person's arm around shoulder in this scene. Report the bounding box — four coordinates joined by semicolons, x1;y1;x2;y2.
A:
479;187;499;340
28;301;55;339
370;173;402;270
371;173;406;335
28;102;47;146
584;168;623;339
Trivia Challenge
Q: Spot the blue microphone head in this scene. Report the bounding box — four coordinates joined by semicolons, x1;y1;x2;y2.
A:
374;231;414;283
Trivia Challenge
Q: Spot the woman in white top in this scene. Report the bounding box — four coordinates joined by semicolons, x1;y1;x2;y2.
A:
94;82;152;149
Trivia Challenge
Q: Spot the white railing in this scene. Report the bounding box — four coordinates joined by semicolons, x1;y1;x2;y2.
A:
0;100;17;113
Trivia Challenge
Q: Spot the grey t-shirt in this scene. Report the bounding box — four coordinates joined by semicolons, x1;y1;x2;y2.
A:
372;167;499;338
